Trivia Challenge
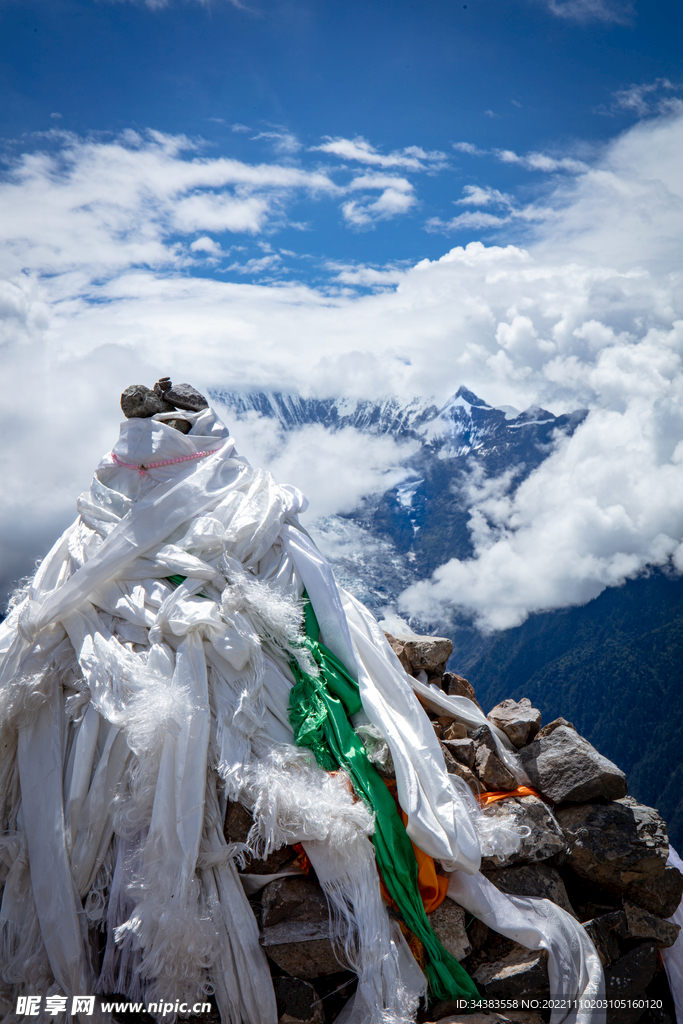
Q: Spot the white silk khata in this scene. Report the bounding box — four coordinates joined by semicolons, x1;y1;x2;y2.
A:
0;407;604;1024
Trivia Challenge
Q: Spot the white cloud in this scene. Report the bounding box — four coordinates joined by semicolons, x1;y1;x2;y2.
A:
218;414;417;519
313;136;447;171
227;253;283;275
3;109;683;633
451;140;588;173
251;129;302;154
609;79;682;117
452;142;487;156
495;148;588;173
190;236;223;254
0;130;344;280
542;0;635;25
455;185;514;207
426;210;512;232
329;263;405;288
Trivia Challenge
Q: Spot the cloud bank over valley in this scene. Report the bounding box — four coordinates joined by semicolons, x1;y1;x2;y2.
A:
2;104;683;632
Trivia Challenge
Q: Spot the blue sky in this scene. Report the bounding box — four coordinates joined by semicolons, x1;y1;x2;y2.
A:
2;0;683;628
1;0;680;276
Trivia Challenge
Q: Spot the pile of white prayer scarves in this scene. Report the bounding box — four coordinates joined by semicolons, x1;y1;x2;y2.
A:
0;408;605;1024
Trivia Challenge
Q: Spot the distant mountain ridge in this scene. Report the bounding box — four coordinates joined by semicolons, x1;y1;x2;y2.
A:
212;385;587;601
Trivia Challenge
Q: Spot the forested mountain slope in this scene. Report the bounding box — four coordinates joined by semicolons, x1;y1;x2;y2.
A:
457;571;683;848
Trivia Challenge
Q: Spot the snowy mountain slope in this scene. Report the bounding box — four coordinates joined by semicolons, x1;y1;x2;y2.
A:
212;385;587;611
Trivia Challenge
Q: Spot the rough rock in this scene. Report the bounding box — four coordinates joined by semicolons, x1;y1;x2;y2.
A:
260;878;340;978
441;743;482;795
389;634;453;676
224;800;253;844
165;416;192;434
519;724;628;803
556;797;683;915
427;899;471;961
605;941;659;1024
261;927;341;979
120;384;174;418
582;911;627;966
487;698;542;748
273;978;323;1024
469;724;498;754
383;632;413;674
480;795;568;870
442;719;468;741
442;737;475;769
474;746;517;791
483;862;577;919
261;877;329;928
623;900;681;947
224;802;294;874
163;382;209;411
535;717;575;739
626;866;683;919
442;672;483;711
472;944;549;1001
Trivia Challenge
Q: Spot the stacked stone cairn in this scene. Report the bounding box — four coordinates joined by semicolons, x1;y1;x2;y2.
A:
221;634;683;1024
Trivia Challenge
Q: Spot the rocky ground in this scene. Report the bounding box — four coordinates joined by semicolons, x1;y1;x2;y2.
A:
116;635;683;1024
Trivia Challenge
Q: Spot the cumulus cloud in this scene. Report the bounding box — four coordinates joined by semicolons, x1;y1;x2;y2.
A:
3;109;683;633
0;129;439;282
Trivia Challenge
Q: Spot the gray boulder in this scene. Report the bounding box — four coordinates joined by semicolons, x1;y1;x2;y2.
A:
388;634;453;676
428;899;471;961
488;698;542;748
442;720;468;741
483;862;577;919
474;746;517;791
481;795;568;870
442;737;475;769
472;943;549;1001
441;742;481;795
163;382;209;411
582;911;627;966
605;941;659;1024
120;384;174;418
623;900;681;948
556;797;683;916
260;877;340;978
442;672;483;711
519;724;627;803
273;978;323;1024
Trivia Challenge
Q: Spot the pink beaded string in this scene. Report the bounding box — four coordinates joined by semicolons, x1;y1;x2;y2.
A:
111;447;218;475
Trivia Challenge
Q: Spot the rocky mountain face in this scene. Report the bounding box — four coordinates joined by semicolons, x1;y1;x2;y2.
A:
223;636;682;1024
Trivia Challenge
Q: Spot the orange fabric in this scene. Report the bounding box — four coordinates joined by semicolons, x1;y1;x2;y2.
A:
292;842;312;875
476;784;549;807
382;779;449;914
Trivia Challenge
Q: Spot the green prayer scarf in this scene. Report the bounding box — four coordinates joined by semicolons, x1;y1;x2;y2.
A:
288;599;479;1003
